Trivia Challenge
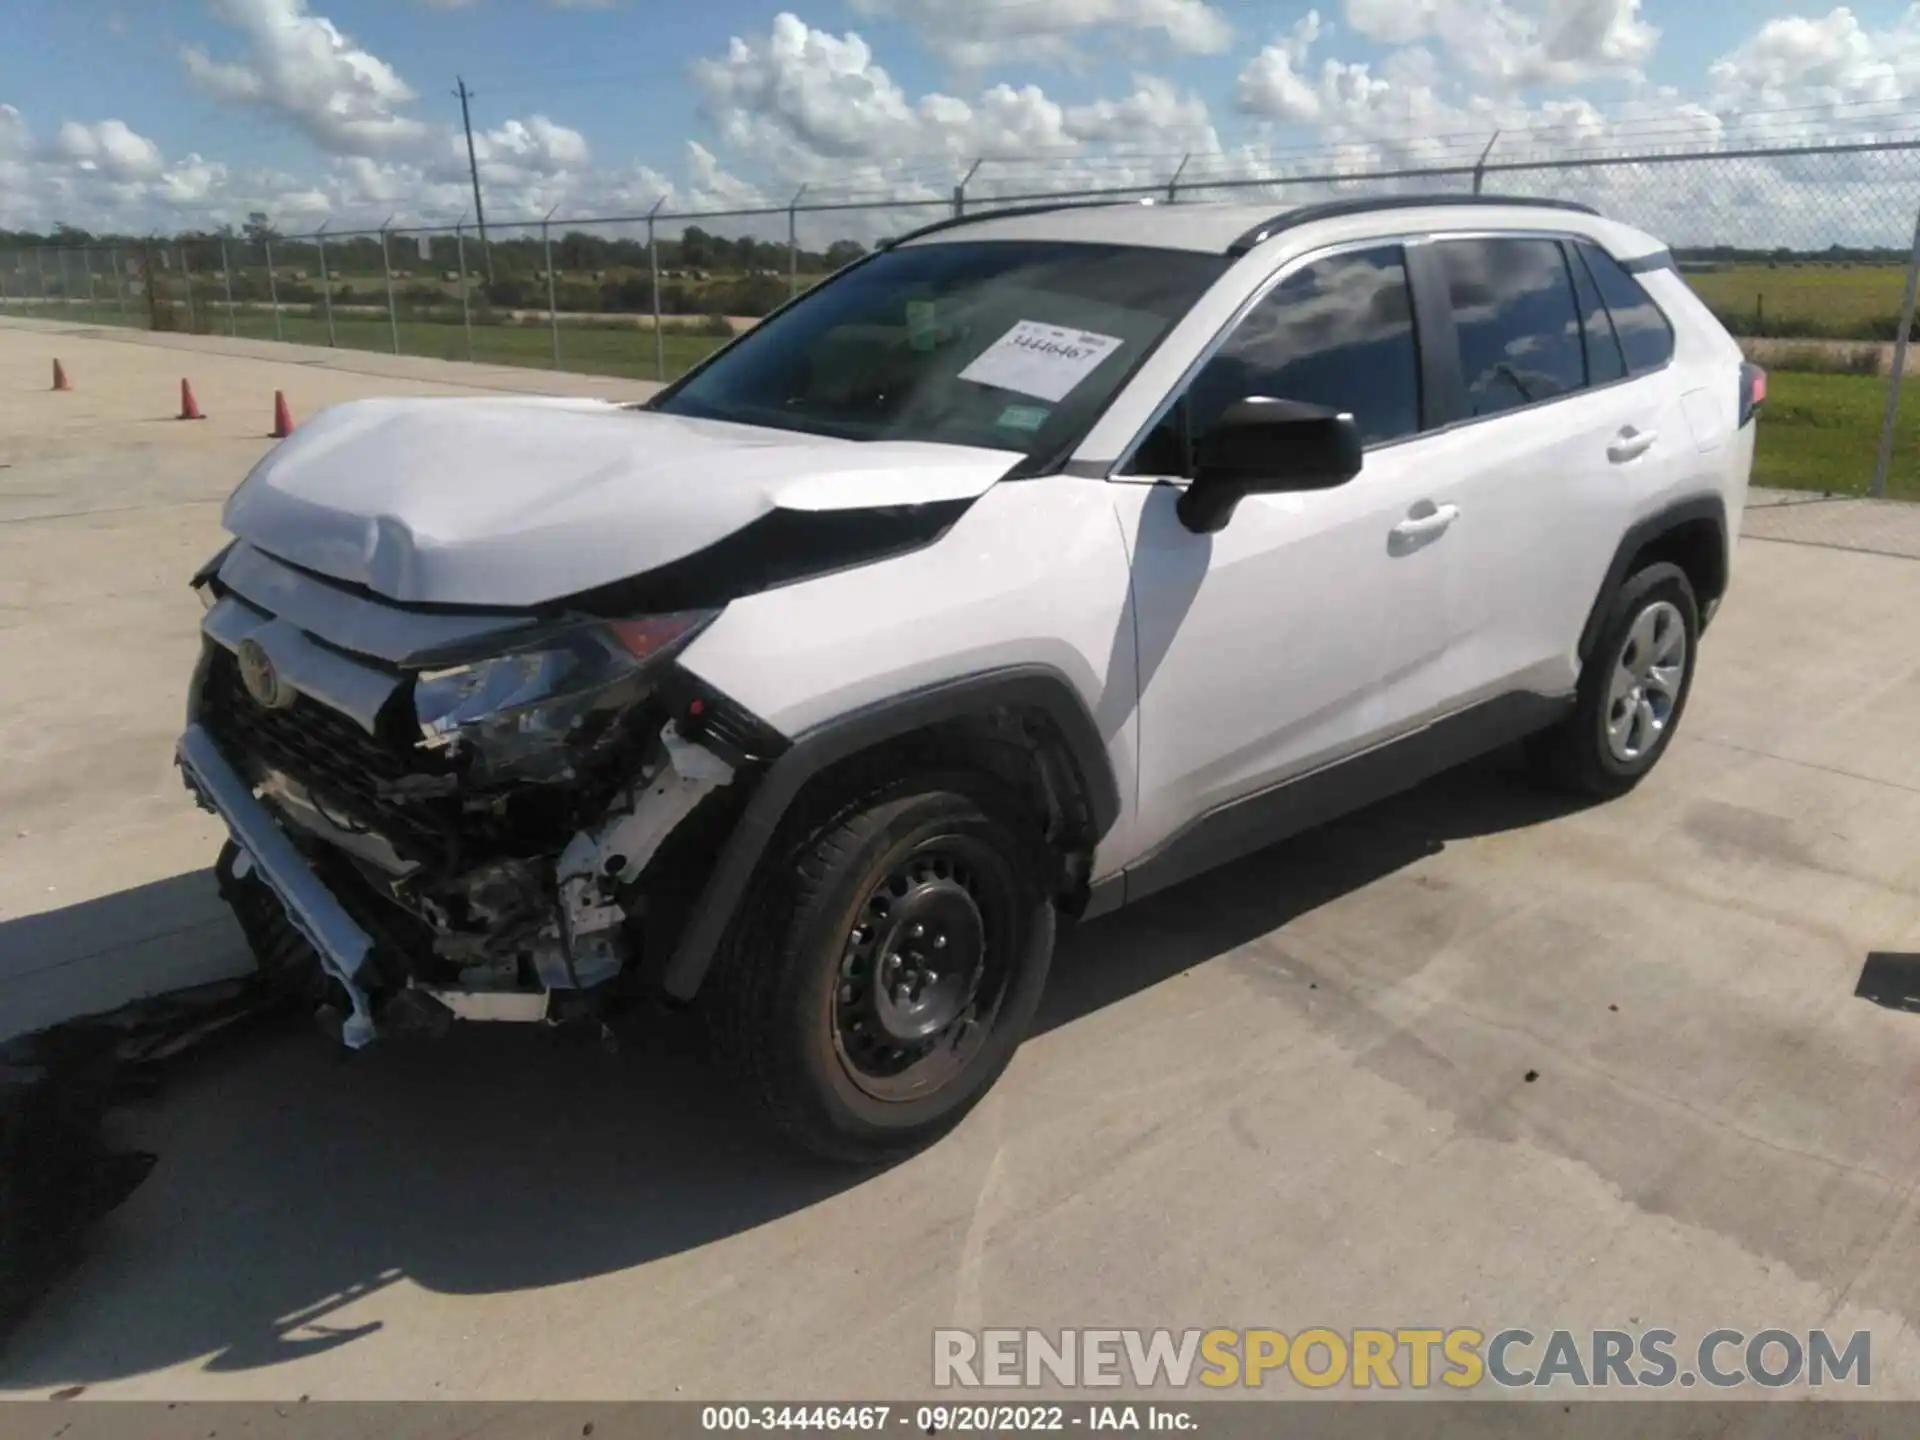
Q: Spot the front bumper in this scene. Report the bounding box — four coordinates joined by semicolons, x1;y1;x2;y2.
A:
176;723;380;1047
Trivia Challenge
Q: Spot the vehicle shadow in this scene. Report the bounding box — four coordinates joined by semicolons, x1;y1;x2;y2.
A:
0;750;1587;1390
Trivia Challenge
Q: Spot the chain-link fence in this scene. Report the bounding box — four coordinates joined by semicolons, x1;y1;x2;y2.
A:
7;135;1920;497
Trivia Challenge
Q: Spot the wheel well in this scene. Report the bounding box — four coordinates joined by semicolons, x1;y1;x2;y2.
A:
777;707;1101;910
1627;516;1726;613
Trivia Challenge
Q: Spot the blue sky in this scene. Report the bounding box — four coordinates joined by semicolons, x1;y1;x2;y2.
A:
4;0;1919;234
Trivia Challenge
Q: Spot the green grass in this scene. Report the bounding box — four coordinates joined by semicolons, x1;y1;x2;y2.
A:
1685;263;1908;337
1750;370;1920;498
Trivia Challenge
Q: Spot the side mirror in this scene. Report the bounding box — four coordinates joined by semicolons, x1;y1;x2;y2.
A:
1176;397;1365;535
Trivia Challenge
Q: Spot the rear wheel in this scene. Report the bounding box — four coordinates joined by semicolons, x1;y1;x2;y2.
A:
1529;561;1699;798
706;775;1054;1163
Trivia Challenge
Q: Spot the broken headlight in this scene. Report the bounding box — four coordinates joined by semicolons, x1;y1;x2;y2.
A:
411;610;717;782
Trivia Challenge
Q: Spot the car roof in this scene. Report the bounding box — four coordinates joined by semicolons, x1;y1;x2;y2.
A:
890;194;1667;263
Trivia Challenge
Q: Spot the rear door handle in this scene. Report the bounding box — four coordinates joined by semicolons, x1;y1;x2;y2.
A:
1391;502;1459;543
1608;427;1658;463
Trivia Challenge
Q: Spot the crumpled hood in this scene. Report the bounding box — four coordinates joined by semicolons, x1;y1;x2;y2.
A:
221;395;1025;607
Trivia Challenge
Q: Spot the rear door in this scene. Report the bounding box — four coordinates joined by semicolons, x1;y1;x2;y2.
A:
1410;233;1683;704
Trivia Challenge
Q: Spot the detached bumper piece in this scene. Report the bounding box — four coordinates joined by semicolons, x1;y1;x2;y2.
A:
177;723;381;1048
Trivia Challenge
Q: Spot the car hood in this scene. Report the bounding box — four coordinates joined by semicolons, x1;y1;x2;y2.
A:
221;396;1027;608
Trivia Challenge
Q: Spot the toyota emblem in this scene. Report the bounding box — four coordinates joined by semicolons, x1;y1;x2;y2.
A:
236;637;294;710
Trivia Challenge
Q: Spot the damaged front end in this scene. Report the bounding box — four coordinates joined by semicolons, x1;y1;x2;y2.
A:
178;553;780;1047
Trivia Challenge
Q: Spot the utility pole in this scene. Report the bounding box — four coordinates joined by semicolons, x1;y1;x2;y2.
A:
454;76;495;285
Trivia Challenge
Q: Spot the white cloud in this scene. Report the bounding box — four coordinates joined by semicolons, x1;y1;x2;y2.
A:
182;0;428;155
1707;5;1920;138
848;0;1232;67
1341;0;1656;89
1236;12;1333;122
693;10;1224;187
7;0;1920;255
1065;76;1219;147
48;120;167;182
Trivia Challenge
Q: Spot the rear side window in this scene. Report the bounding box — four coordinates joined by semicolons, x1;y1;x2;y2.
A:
1566;241;1627;386
1187;245;1422;448
1436;237;1586;418
1577;241;1675;375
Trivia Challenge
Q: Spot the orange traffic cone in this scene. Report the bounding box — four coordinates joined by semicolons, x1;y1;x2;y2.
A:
51;359;69;391
178;377;204;421
271;390;294;439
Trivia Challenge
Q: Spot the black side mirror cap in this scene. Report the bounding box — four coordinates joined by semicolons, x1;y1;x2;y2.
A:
1177;398;1365;534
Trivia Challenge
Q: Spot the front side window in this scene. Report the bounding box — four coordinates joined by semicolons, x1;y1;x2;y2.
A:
1578;241;1676;375
1130;244;1422;474
1437;237;1587;418
651;240;1229;466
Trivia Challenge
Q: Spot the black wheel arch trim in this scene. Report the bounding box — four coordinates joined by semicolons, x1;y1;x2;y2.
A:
659;664;1120;1000
1576;494;1729;664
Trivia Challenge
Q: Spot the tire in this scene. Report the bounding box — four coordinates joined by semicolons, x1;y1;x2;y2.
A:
705;773;1055;1164
1529;561;1700;799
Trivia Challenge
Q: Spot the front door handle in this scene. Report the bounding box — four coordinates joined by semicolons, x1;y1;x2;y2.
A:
1608;427;1658;463
1390;502;1460;546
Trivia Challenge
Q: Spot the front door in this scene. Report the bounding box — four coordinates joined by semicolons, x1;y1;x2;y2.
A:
1112;242;1462;867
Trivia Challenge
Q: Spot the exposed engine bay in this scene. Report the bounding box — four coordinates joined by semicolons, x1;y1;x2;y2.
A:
185;559;778;1044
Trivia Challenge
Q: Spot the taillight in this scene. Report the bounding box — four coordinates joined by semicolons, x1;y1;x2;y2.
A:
1740;362;1767;427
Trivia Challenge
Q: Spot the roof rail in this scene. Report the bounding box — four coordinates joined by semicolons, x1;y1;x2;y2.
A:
1225;193;1601;257
880;198;1157;250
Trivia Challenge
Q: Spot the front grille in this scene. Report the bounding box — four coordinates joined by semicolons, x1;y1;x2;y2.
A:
198;646;453;858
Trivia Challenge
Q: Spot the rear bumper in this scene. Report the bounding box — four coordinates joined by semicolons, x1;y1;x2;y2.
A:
176;723;380;1047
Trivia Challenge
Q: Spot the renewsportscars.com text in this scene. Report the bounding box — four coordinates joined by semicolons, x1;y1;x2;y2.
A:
932;1327;1872;1391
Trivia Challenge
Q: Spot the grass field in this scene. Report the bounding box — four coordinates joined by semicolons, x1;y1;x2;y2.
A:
1684;263;1909;337
1749;370;1920;498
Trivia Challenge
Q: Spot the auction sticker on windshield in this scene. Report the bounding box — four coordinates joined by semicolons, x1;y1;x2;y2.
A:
959;320;1124;403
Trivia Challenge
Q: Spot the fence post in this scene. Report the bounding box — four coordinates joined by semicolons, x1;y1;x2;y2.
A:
456;221;474;363
141;242;159;329
648;198;666;383
56;248;72;321
83;247;99;323
1167;153;1191;204
380;219;400;355
183;245;199;331
317;225;337;347
264;237;283;342
31;248;45;314
219;238;236;336
543;209;561;368
1473;131;1502;195
788;185;808;299
954;159;982;219
1871;200;1920;498
112;249;127;319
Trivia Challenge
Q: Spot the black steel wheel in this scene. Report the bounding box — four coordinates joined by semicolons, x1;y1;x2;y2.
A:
706;774;1055;1164
831;833;1018;1103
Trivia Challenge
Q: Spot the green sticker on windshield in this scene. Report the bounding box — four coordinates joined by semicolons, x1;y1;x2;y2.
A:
997;403;1051;432
906;300;938;352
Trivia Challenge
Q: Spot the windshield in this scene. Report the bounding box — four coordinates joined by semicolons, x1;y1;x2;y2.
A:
651;240;1230;464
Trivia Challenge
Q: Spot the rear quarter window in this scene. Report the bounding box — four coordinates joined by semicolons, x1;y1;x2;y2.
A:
1577;241;1675;375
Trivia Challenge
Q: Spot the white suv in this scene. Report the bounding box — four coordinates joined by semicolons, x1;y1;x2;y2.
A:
178;194;1759;1161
